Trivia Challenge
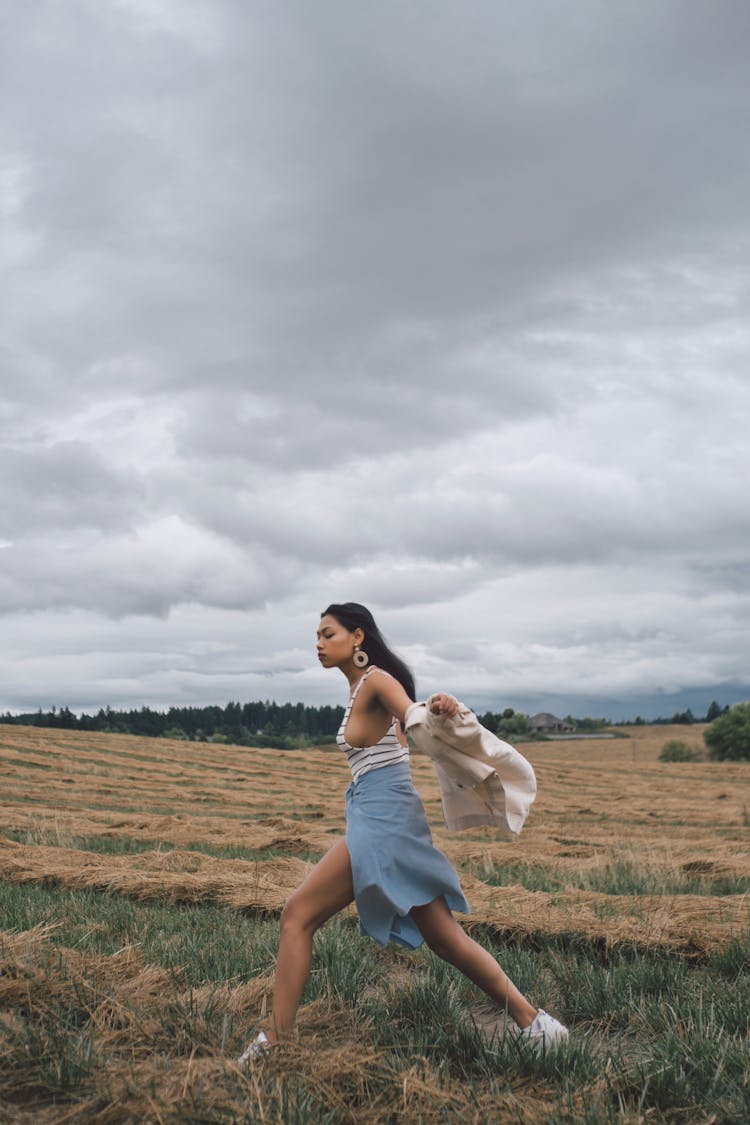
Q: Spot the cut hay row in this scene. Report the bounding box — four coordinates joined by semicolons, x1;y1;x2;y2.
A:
4;799;749;887
0;838;310;915
0;923;274;1022
0;802;342;856
2;722;749;935
2;723;749;903
3;723;748;832
2;723;749;952
0;926;558;1125
1;836;745;956
2;722;750;1123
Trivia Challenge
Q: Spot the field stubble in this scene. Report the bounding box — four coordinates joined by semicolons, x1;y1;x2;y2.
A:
0;721;748;1123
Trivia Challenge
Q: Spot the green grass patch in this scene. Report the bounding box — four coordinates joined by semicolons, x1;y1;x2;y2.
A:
0;1001;102;1101
1;756;54;771
1;881;748;1121
0;882;280;985
3;827;324;864
0;792;303;822
464;857;750;897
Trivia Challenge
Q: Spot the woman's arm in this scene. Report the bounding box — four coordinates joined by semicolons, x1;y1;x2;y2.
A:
368;670;459;723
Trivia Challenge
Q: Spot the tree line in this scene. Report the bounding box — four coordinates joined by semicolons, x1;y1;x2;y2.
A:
475;702;727;739
0;698;730;750
0;701;346;750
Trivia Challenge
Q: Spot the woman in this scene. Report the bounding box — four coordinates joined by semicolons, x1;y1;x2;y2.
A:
238;602;568;1062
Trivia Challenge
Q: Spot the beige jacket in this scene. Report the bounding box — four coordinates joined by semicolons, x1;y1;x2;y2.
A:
404;701;537;836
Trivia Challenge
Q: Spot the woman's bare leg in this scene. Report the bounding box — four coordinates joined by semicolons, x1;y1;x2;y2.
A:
268;838;355;1041
410;896;538;1028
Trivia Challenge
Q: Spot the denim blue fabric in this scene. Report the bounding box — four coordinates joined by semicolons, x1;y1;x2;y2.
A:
345;761;470;949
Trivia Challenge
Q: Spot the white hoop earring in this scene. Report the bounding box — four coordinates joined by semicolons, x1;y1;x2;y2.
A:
353;646;369;668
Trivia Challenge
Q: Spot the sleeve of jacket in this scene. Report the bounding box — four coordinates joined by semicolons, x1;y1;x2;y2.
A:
404;701;537;835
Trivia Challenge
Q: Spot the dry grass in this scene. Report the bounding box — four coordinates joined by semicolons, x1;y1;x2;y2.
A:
1;723;747;955
1;721;749;1122
0;926;558;1124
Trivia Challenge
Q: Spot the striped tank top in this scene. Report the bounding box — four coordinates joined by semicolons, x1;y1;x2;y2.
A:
337;667;410;782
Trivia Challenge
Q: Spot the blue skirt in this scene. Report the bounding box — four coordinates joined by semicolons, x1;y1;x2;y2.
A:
345;761;470;949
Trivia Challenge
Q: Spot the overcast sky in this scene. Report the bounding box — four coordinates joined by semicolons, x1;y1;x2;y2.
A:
2;0;749;721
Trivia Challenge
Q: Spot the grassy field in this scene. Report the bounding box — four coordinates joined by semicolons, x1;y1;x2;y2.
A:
0;722;748;1123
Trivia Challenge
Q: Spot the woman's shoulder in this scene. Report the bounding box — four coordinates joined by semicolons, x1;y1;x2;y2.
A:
356;666;398;699
365;666;398;686
363;667;411;705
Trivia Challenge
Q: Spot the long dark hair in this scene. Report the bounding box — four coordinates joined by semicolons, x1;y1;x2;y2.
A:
322;602;416;700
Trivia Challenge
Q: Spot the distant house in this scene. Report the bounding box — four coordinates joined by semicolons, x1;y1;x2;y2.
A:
530;712;575;734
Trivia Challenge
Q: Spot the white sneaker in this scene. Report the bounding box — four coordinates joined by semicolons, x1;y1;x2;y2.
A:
236;1030;272;1065
517;1009;569;1048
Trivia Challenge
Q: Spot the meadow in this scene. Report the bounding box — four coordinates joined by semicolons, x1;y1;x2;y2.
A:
0;721;748;1123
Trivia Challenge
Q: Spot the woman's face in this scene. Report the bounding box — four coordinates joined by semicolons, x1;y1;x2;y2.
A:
316;614;362;669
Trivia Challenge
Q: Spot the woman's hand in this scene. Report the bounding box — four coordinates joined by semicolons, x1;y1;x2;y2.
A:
428;693;459;718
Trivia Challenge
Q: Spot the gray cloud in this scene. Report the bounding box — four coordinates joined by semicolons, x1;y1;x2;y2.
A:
0;441;142;535
1;0;749;715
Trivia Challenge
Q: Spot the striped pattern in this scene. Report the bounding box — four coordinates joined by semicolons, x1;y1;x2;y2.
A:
337;667;410;782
